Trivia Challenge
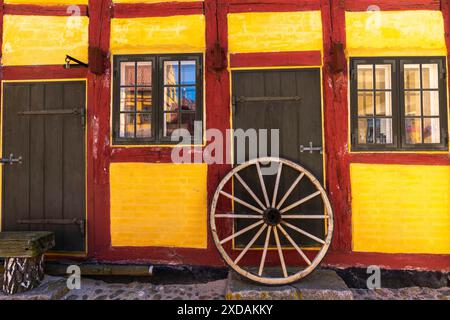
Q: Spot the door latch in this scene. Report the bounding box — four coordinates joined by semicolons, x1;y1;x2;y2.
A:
1;154;22;165
300;142;323;154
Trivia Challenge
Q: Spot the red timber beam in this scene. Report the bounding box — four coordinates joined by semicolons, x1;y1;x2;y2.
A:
230;51;322;68
345;0;441;11
88;0;112;258
112;1;204;18
3;4;88;16
321;0;352;253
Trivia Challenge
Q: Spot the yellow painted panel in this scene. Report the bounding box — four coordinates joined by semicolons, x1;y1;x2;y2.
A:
110;163;208;248
2;15;88;66
351;164;450;254
5;0;87;4
346;11;446;56
228;11;323;54
111;15;206;54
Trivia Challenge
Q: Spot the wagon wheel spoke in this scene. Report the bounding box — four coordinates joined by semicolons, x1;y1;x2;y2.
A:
276;172;305;209
234;173;266;210
281;215;328;219
277;224;312;266
256;161;271;208
219;220;264;245
219;190;264;214
281;221;325;245
271;163;283;207
273;227;288;278
258;226;272;276
215;214;263;219
234;224;267;265
279;190;321;214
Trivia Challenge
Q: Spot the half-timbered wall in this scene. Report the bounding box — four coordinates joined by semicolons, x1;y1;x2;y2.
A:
0;0;448;271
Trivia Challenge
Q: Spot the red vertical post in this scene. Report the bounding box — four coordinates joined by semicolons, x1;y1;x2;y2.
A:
321;0;352;252
88;0;112;257
205;0;232;254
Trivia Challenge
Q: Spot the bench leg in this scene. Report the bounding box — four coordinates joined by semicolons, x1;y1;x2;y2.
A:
2;255;44;295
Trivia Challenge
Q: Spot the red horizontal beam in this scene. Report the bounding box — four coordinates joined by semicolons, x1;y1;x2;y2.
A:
324;251;450;272
112;2;204;18
349;153;450;166
345;0;441;11
230;51;322;68
4;4;88;16
1;66;88;80
226;0;321;13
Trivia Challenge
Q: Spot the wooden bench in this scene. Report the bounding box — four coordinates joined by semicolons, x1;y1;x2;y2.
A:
0;232;55;295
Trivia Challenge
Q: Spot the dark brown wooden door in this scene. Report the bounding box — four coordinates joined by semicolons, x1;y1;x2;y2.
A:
2;82;86;252
232;69;324;248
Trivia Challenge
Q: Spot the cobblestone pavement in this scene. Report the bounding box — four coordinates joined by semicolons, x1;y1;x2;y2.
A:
62;278;227;300
60;277;450;300
352;287;450;300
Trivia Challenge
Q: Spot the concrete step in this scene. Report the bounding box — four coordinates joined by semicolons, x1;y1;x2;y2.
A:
226;268;353;300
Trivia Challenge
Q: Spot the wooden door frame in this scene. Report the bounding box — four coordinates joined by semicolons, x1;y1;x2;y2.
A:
229;67;327;251
0;79;89;257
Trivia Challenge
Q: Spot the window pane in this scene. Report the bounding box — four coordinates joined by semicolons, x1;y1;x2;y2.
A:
422;64;439;89
375;91;392;116
164;61;179;85
405;91;421;116
181;86;196;111
358;118;374;144
137;61;152;86
164;113;178;137
136;87;152;112
423;118;440;143
405;118;422;144
375;118;393;144
120;113;135;138
358;91;374;116
423;90;440;116
136;113;152;138
120;88;135;111
181;61;196;85
404;64;421;89
164;87;179;111
120;62;135;86
375;64;391;89
357;65;373;89
181;113;196;136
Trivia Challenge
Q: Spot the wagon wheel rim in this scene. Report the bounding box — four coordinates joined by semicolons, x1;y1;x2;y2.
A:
210;157;334;285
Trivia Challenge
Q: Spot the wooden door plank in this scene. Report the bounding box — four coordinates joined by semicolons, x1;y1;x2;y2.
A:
2;84;30;232
44;83;65;251
62;82;86;251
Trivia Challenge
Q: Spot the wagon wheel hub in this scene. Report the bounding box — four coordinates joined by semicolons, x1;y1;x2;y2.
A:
263;208;282;226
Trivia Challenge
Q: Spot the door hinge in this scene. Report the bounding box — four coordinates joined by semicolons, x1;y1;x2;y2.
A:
17;218;86;235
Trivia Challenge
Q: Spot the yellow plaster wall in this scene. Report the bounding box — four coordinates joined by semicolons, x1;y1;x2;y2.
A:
110;163;208;248
2;15;88;66
351;163;450;254
346;10;446;56
110;15;206;54
5;0;87;4
228;11;323;54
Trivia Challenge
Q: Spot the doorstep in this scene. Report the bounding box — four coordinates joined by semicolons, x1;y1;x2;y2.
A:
226;268;353;300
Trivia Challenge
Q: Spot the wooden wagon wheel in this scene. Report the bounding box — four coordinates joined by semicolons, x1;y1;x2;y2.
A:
210;157;333;285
